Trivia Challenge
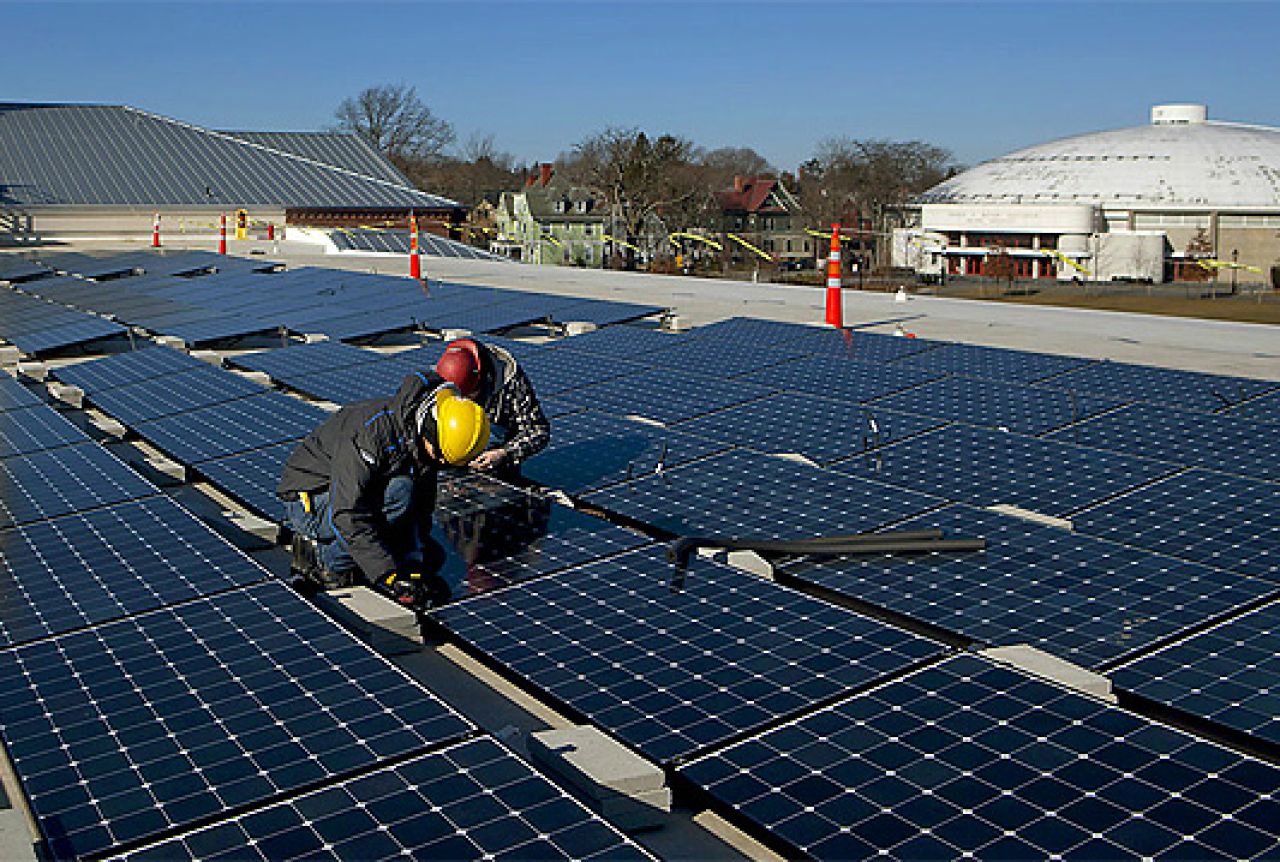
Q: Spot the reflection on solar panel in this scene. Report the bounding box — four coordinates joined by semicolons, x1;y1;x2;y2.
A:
586;449;943;539
436;546;943;764
0;404;88;459
1227;390;1280;424
330;227;510;261
0;582;473;859
832;424;1181;518
123;737;649;862
789;327;938;362
891;342;1096;383
551;325;690;359
681;654;1280;860
51;346;206;395
1073;469;1279;580
228;340;381;380
552;367;777;425
88;365;267;425
1046;402;1280;479
736;353;944;404
1114;602;1280;748
0;496;268;647
196;442;294;519
675;394;946;466
0;289;125;355
0;443;158;529
432;475;650;599
634;338;805;378
867;375;1128;435
134;392;327;465
778;505;1274;668
0;374;47;412
523;410;732;494
1037;360;1277;412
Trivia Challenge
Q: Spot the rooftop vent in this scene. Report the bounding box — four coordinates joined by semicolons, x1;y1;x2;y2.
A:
1151;104;1207;125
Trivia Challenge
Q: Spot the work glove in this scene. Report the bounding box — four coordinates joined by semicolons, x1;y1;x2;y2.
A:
381;570;452;611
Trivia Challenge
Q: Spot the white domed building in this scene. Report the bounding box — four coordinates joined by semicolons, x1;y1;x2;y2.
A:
894;105;1280;285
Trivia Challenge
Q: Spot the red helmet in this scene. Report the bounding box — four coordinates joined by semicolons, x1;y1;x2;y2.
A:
436;338;483;397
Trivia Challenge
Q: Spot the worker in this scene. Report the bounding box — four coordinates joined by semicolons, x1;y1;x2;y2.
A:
435;338;550;476
277;370;490;608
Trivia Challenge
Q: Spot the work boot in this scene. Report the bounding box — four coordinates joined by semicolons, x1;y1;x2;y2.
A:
290;534;352;589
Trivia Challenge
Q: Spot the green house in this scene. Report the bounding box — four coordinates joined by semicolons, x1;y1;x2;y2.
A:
494;164;607;266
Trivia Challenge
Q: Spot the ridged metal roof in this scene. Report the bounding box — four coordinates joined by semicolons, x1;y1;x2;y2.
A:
920;109;1280;210
0;104;460;210
223;130;413;188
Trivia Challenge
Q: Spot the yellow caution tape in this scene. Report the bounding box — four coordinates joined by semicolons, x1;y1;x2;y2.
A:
602;234;641;253
727;233;772;262
1197;258;1264;274
668;232;723;251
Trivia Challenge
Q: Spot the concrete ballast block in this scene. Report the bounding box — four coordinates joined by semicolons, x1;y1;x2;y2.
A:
529;726;667;799
313;586;422;655
0;346;20;366
47;382;84;408
981;644;1116;703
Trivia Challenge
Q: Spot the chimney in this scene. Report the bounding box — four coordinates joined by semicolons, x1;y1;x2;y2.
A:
526;171;536;187
733;175;745;193
539;163;554;187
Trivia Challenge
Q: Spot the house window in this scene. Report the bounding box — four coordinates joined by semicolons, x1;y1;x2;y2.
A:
575;200;589;214
541;224;551;236
583;225;593;236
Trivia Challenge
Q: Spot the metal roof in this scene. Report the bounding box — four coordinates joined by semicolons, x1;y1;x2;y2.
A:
919;105;1280;210
223;130;413;188
0;103;460;210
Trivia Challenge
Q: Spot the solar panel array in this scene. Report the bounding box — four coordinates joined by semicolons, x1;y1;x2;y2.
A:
330;226;512;261
0;404;88;459
0;287;125;355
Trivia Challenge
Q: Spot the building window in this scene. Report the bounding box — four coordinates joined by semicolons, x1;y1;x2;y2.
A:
583;225;593;236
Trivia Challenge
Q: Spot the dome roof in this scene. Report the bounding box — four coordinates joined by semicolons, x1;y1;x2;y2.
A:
920;105;1280;210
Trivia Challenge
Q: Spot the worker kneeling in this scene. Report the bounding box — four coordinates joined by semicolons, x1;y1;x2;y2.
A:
276;371;489;609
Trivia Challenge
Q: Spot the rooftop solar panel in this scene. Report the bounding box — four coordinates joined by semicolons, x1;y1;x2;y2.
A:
522;409;733;494
0;581;473;859
551;325;691;359
0;291;125;354
674;393;946;465
680;653;1280;860
159;313;281;346
543;297;664;327
0;373;46;412
634;338;806;378
122;737;650;862
1045;402;1280;479
87;364;267;426
0;403;88;459
1036;360;1276;412
514;349;651;397
736;353;945;404
435;545;944;764
686;316;829;347
1114;602;1280;748
551;367;778;425
0;443;158;529
51;346;206;395
788;327;940;362
0;257;51;283
0;496;269;648
36;251;143;280
282;361;411;404
891;341;1097;383
133;391;327;465
777;505;1276;668
195;442;293;520
423;300;555;335
585;448;944;539
227;340;382;380
867;374;1128;435
1226;390;1280;424
831;424;1182;519
1072;469;1279;580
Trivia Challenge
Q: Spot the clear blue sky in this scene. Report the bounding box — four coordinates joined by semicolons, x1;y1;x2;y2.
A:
5;1;1278;172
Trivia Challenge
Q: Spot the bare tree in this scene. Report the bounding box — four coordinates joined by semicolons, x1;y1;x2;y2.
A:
335;83;455;161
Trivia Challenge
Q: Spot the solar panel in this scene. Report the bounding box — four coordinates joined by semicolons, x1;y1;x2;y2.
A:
424;299;554;335
51;347;206;395
686;316;829;348
515;349;652;397
867;375;1128;435
551;325;691;359
133;392;328;465
522;409;733;494
736;353;945;404
195;442;294;519
1045;402;1280;479
37;251;143;280
1072;469;1279;580
634;338;806;378
0;496;270;648
832;424;1182;519
432;474;650;599
788;327;939;362
1037;360;1277;412
0;581;473;859
87;364;268;426
159;312;280;346
0;257;50;283
777;505;1275;668
0;443;158;529
680;653;1280;860
299;308;423;342
282;360;411;404
121;736;649;862
0;290;126;355
674;393;946;466
585;448;944;539
891;342;1096;383
0;373;47;412
227;340;382;380
552;367;777;425
544;297;664;328
1226;390;1280;424
1113;602;1280;748
0;403;88;459
435;545;944;764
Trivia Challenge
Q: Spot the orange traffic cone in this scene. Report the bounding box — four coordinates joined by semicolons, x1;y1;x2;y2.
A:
218;213;227;255
825;224;843;327
409;211;422;280
152;213;161;248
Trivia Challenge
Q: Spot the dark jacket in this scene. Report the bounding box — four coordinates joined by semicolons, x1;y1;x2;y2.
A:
478;342;550;464
278;371;450;580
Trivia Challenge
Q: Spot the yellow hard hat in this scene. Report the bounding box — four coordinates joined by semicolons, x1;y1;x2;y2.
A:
435;389;490;465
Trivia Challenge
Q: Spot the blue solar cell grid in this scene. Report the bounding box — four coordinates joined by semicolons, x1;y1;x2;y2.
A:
1047;402;1280;479
436;545;944;764
284;361;411;404
0;258;51;282
0;405;87;459
737;353;944;404
778;505;1276;668
788;327;940;362
685;316;828;348
228;341;381;380
680;653;1280;860
674;393;946;465
1072;469;1280;580
552;367;777;425
546;297;664;327
0;443;158;529
123;737;649;862
195;442;294;519
0;582;473;859
891;341;1096;383
0;496;268;648
134;392;328;465
833;424;1182;518
160;313;280;346
0;374;45;412
552;325;691;359
1226;390;1280;424
514;349;651;397
1037;360;1277;413
51;347;206;395
1114;601;1280;748
634;337;806;378
522;409;733;494
88;365;267;426
585;448;943;539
